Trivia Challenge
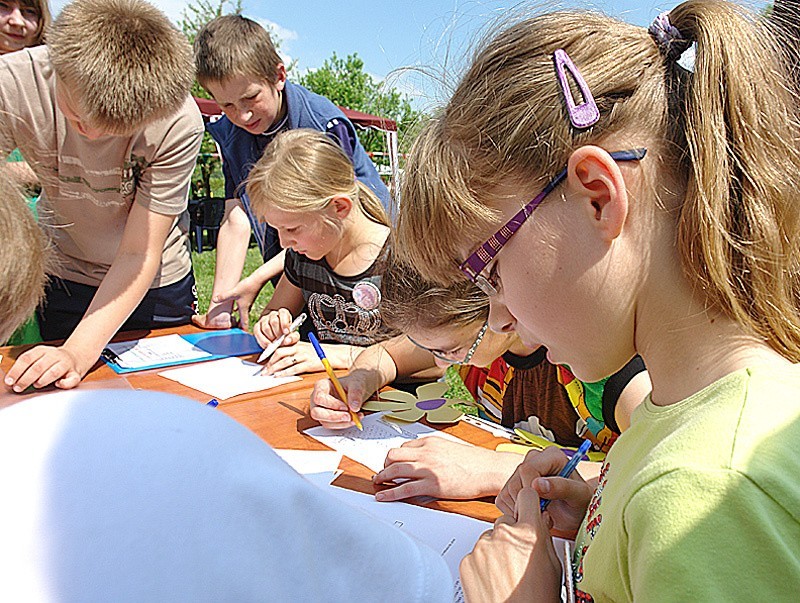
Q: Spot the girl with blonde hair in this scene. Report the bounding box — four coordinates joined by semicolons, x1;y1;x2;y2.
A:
397;1;800;600
248;128;395;375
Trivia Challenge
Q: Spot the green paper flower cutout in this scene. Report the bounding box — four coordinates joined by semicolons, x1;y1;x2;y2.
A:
362;382;465;423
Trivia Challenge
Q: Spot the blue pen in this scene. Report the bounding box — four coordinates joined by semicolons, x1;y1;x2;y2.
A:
206;398;219;408
540;439;592;511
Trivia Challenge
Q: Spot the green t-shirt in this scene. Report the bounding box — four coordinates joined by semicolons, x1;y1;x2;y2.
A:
573;364;800;601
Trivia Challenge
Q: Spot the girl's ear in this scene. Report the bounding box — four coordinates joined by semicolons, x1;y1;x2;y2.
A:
565;146;629;242
329;195;353;219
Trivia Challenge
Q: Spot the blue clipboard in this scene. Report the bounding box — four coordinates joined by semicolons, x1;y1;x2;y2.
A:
101;329;262;374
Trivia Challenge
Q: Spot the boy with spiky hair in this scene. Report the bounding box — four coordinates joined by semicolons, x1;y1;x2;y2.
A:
0;0;204;393
191;14;392;331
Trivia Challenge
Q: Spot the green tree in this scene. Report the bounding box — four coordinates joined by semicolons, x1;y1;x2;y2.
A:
297;52;423;164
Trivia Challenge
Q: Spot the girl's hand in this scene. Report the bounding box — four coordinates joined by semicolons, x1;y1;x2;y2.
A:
372;438;522;501
460;487;563;603
4;345;89;392
253;308;296;348
496;446;593;536
263;342;323;377
309;372;371;430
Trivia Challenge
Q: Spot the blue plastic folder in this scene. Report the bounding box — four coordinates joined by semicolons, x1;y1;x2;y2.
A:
101;329;262;374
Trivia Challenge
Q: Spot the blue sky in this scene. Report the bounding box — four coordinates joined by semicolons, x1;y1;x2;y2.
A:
52;0;768;108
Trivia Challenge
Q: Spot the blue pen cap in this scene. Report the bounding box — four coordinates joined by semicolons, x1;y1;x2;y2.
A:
307;332;326;359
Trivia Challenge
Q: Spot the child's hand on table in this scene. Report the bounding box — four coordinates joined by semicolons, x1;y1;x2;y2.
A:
496;446;593;536
372;438;524;501
191;307;234;330
4;344;90;392
210;274;265;331
264;341;323;376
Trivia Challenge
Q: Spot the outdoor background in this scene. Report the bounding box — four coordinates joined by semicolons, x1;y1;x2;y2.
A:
51;0;770;325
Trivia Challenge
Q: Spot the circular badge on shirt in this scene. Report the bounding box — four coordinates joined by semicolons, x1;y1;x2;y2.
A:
352;280;381;310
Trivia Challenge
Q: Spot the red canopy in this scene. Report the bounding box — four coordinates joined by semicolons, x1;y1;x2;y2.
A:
193;96;397;132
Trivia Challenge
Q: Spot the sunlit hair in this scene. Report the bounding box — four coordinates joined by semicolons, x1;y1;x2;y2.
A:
247;129;390;227
0;173;49;343
47;0;194;135
194;14;282;89
380;248;488;333
20;0;52;46
397;1;800;361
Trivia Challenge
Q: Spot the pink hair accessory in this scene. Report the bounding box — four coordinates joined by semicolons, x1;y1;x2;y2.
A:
553;48;600;130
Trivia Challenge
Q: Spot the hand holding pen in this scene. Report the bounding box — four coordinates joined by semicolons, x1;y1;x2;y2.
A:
253;313;306;375
540;439;592;510
496;442;595;528
308;332;363;431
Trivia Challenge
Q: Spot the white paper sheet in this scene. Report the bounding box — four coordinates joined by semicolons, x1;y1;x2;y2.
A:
158;357;300;400
106;334;211;369
274;449;344;487
304;411;470;473
326;485;490;599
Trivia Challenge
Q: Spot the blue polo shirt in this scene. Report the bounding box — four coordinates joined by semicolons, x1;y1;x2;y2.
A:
207;81;393;263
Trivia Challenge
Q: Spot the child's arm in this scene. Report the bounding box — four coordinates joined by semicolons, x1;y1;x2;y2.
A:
192;199;252;329
373;438;525;501
207;249;286;331
308;335;438;429
4;203;177;391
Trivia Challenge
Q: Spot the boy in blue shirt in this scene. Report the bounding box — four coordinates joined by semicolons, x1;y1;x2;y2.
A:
193;15;392;330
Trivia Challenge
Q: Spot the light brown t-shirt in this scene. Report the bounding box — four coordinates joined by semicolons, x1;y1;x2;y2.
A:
0;46;204;288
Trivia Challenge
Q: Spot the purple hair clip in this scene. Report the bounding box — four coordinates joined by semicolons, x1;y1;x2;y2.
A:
553;48;600;130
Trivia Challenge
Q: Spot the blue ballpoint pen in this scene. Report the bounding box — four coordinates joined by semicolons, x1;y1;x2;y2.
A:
540;439;592;511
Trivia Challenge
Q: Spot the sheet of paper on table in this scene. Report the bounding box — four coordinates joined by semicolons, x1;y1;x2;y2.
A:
304;411;471;474
274;449;344;488
326;484;490;601
158;357;300;400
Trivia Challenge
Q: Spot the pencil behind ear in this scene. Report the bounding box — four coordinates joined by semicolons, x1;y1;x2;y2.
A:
566;146;630;242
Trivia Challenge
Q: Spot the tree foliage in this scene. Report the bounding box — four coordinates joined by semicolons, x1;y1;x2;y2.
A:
297;52;422;160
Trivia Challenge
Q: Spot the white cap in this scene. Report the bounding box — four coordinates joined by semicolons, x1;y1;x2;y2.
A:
0;390;452;602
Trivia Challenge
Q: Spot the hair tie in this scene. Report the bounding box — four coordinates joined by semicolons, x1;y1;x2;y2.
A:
648;12;692;62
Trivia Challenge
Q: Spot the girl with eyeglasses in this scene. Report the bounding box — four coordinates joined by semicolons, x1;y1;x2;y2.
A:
396;2;800;600
310;261;650;503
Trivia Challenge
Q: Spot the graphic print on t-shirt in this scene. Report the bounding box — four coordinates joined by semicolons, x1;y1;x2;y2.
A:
308;291;381;345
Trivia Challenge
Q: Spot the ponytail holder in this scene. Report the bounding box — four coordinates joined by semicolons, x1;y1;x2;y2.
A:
648;12;693;64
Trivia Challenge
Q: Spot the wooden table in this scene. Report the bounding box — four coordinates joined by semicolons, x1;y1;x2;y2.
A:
0;325;504;523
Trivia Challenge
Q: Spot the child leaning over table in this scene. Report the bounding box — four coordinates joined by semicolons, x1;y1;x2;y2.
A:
0;0;203;393
191;14;392;331
395;2;800;600
310;260;651;501
246;129;397;376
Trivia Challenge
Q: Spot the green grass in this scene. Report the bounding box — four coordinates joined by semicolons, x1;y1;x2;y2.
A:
192;246;274;328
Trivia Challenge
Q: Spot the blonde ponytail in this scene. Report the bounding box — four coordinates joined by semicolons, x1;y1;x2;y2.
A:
667;1;800;360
